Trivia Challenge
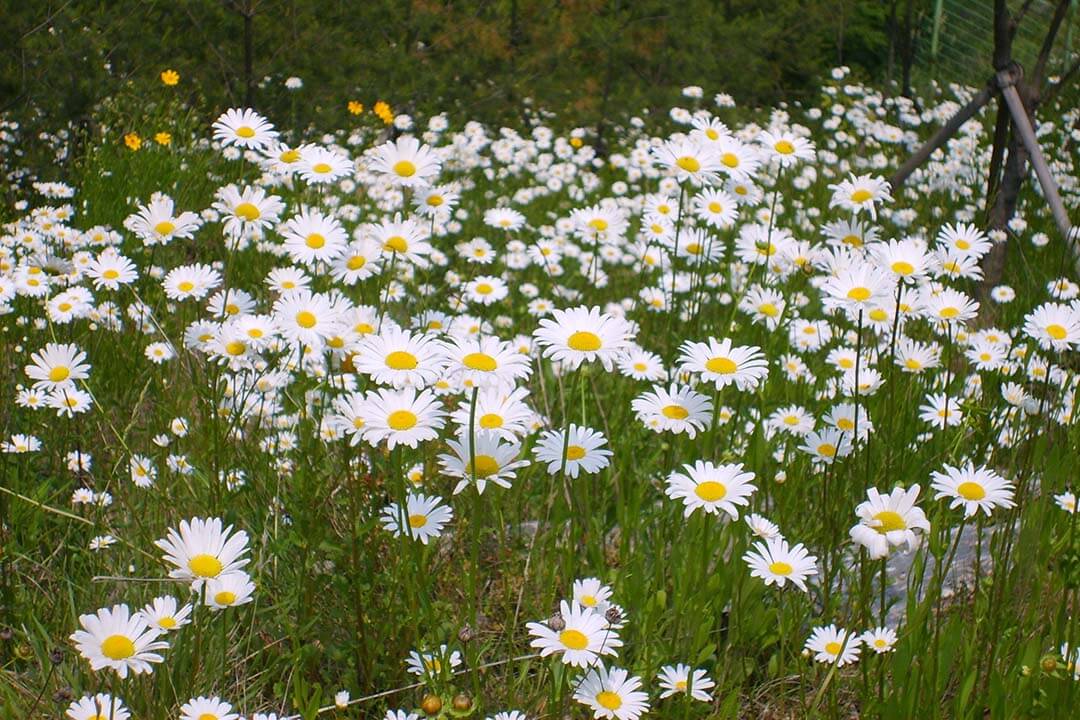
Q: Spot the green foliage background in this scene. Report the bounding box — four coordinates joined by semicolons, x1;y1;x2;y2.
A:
1;0;892;128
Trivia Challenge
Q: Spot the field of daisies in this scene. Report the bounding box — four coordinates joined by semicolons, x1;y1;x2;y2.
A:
2;66;1080;719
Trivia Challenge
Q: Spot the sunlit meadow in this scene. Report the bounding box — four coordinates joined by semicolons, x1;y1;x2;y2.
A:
2;67;1080;720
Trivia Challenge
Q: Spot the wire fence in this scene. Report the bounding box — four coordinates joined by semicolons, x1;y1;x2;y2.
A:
915;0;1079;85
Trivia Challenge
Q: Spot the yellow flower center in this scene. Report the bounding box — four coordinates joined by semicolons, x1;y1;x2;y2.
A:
479;413;503;429
178;281;195;293
818;443;837;457
847;287;871;302
559;629;589;650
769;561;793;576
891;261;914;276
837;418;854;431
155;221;176;235
1046;324;1067;340
567;331;602;352
588;218;609;232
596;691;623;710
957;481;986;500
775;139;795;154
312;162;332;174
101;635;135;660
225;340;246;356
676;156;701;173
236;126;255;138
384;236;408;253
214;591;236;605
387;410;417;431
427;195;444;206
199;714;218;720
347;255;366;270
295;311;317;329
408;513;428;529
939;307;959;319
469;454;500;478
306;233;326;249
708;201;722;213
721;152;739;167
235;202;261;221
580;594;598;606
850;189;873;203
662;404;689;419
705;356;737;374
825;641;843;655
694;481;727;502
842;234;862;247
159;617;177;629
280;149;300;163
393;160;417;177
869;309;888;322
463;352;497;371
874;510;906;532
102;269;120;280
189;554;223;578
955;239;971;250
48;366;70;382
760;303;780;317
475;283;494;295
385;351;419;370
566;445;586;461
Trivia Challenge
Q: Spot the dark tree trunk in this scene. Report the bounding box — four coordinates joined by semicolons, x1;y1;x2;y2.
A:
243;6;255;107
899;0;916;97
886;0;899;89
982;0;1072;295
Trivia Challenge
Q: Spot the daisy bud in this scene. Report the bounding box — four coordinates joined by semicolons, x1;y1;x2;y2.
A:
458;624;474;644
452;693;473;711
1040;655;1058;673
420;694;442;715
49;648;64;665
53;687;73;704
547;610;565;631
605;606;622;625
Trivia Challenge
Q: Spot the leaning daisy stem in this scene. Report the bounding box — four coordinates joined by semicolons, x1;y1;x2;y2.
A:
668;183;687;335
878;557;887;712
220;609;228;692
467;386;480;625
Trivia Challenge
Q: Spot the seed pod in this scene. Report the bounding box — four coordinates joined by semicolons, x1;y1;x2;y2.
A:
420;693;442;715
1040;654;1058;673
